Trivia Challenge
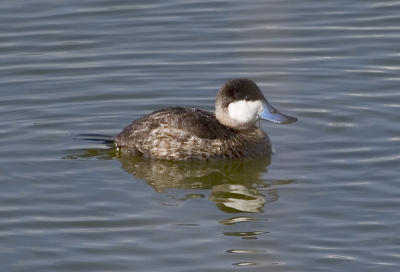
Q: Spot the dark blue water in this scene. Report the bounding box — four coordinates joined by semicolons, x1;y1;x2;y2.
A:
1;0;400;271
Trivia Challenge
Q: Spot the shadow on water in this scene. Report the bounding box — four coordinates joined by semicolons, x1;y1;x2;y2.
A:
65;145;294;213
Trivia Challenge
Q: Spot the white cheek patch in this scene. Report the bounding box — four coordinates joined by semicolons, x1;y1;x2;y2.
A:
228;100;263;124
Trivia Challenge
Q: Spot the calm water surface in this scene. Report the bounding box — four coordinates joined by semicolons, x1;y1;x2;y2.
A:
1;0;400;271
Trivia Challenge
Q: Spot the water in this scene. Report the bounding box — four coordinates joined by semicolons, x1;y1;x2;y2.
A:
1;0;400;271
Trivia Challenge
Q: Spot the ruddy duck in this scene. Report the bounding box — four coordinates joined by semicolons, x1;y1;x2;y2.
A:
115;78;297;160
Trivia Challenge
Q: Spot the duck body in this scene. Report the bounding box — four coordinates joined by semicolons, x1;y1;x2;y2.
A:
114;106;271;160
115;78;297;161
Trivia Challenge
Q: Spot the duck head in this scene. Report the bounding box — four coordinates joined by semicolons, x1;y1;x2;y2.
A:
215;78;297;130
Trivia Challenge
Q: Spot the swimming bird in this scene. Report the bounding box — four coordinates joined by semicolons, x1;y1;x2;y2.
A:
115;78;297;160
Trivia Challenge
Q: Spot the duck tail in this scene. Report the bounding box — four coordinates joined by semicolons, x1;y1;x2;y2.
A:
74;133;114;144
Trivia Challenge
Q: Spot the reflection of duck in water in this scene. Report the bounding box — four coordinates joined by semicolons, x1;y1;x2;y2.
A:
118;155;292;213
115;78;297;160
66;148;293;213
119;155;271;192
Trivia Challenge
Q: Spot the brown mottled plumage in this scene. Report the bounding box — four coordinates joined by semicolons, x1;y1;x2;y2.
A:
114;78;296;161
114;107;271;160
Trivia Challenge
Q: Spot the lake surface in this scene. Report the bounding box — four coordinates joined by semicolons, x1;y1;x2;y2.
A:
1;0;400;271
